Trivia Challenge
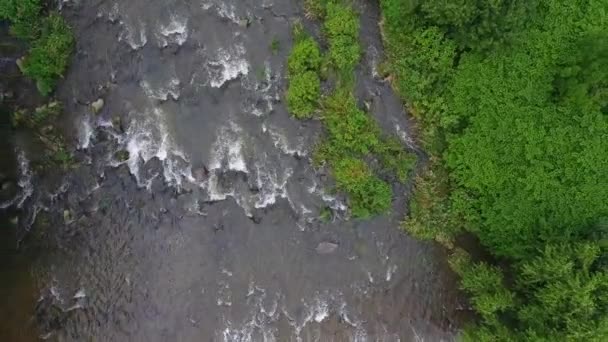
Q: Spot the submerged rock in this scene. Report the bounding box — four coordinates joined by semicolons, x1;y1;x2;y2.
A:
15;57;25;73
316;241;339;254
63;210;73;223
238;18;250;28
90;98;104;114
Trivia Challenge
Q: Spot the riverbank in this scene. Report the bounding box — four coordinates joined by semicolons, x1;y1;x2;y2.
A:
380;0;608;339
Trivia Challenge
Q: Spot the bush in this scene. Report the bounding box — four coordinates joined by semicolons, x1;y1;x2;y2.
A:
0;0;42;40
332;157;392;218
287;35;322;76
286;71;321;119
22;13;75;96
321;88;380;156
324;2;360;72
373;136;416;182
381;0;608;339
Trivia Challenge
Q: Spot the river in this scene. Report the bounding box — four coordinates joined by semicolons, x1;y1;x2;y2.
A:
0;0;468;341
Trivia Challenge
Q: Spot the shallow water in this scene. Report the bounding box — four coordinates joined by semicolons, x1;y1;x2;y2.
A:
0;0;468;341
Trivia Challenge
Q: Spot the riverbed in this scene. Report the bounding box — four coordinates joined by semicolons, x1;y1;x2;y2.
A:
0;0;467;340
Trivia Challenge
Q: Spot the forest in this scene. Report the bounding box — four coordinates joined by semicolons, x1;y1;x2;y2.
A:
380;0;608;340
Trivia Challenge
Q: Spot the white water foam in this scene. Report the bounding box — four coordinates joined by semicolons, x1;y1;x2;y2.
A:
202;1;243;25
124;107;193;188
0;149;33;210
157;15;189;47
209;121;248;173
207;44;250;88
118;19;147;50
242;61;280;117
253;161;292;209
265;125;307;157
78;115;94;149
140;77;181;101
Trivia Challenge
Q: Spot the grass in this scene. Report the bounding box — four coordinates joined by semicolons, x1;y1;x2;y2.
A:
287;1;417;218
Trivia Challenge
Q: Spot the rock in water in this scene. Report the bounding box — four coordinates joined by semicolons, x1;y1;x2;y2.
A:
16;57;25;73
91;98;104;114
316;241;338;254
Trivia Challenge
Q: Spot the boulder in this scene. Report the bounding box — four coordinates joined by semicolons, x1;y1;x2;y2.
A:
315;241;338;254
91;98;105;114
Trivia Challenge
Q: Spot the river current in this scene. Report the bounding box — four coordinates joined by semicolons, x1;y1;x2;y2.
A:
0;0;467;341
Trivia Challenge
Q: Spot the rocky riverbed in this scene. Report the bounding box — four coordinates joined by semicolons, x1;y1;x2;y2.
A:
0;1;469;341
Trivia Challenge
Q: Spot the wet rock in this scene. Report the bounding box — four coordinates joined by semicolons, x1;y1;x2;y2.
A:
250;214;262;224
112;116;125;133
15;57;25;72
238;18;250;28
316;241;339;254
63;209;73;223
114;150;130;162
90;98;104;114
193;166;209;182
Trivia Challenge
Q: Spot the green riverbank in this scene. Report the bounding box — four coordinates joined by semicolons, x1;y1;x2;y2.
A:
380;0;608;340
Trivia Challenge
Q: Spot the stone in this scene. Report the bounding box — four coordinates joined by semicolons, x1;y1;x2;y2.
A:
15;57;25;73
315;241;339;254
91;98;105;114
238;18;250;28
63;209;72;223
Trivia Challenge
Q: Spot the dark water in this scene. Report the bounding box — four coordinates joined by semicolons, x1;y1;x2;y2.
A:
0;0;469;341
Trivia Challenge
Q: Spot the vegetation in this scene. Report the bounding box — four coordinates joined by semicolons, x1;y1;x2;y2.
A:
323;1;360;74
288;1;416;218
0;0;74;95
12;102;74;170
380;0;608;339
286;25;322;118
1;1;75;170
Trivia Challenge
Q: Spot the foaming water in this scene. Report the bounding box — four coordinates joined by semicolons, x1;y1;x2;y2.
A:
5;0;468;341
207;44;250;88
0;149;33;210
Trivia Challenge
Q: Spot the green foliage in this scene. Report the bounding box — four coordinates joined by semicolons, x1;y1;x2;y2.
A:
418;0;534;51
286;28;322;119
12;101;61;128
332;157;392;218
288;35;322;75
381;0;608;339
0;0;42;40
288;0;416;218
323;2;360;72
321;88;380;156
304;0;326;19
286;71;321;119
374;136;416;183
1;0;75;96
22;13;75;96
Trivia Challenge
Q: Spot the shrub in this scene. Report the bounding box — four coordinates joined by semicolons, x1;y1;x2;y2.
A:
332;157;392;218
22;13;75;96
0;0;42;40
321;88;380;155
381;0;608;339
324;2;360;72
286;71;320;119
287;35;322;76
373;136;416;182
